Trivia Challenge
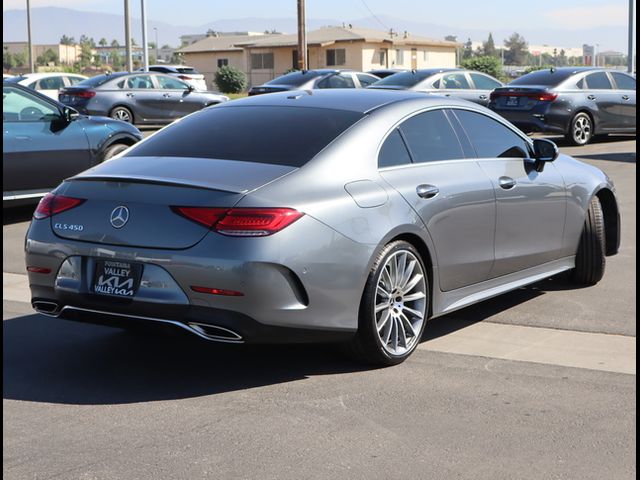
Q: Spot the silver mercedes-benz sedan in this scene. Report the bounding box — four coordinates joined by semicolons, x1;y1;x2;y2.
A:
25;89;620;365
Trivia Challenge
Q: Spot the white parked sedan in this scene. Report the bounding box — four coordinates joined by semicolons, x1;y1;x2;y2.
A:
139;65;208;91
4;72;88;99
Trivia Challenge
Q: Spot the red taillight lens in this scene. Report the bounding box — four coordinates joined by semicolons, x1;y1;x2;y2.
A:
190;286;244;296
178;75;193;80
33;193;85;219
27;266;52;274
172;207;303;236
64;89;95;98
536;92;558;102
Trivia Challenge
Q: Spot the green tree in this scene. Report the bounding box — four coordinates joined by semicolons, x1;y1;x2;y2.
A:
12;52;27;67
60;34;75;45
36;48;59;66
462;37;474;60
504;32;528;65
461;55;502;79
214;65;247;93
111;39;120;48
483;33;497;57
99;38;108;47
3;46;15;70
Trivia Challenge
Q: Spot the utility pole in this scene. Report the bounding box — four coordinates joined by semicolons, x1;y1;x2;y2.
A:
296;0;307;70
124;0;133;71
26;0;34;73
141;0;149;70
154;28;159;62
629;0;636;73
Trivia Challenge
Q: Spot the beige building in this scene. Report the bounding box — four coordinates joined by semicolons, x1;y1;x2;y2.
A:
3;42;83;65
178;26;459;89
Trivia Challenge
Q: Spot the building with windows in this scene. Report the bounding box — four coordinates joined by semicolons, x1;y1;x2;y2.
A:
3;42;83;65
178;26;459;89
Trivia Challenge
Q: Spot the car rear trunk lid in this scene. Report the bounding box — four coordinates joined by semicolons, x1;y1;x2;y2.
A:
490;86;556;110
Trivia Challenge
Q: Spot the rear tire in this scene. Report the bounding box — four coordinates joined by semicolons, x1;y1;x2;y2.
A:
346;241;429;366
570;196;606;285
110;106;134;124
566;112;593;146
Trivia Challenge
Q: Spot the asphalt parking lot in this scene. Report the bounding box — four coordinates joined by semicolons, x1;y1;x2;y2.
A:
3;136;636;479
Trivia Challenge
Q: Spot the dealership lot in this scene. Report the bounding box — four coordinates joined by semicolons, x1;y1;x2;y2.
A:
3;136;636;479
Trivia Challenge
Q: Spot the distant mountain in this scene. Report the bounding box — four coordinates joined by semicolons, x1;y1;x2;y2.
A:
2;7;627;51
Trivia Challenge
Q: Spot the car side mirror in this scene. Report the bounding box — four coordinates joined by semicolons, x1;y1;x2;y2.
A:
62;106;80;123
532;138;559;171
186;84;195;93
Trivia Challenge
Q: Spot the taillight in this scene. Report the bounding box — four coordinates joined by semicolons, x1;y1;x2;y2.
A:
178;75;193;80
489;91;500;101
33;193;85;219
172;207;303;236
190;286;244;296
64;89;96;99
536;92;558;102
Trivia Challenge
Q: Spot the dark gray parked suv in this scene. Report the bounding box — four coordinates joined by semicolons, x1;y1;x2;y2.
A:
489;67;636;145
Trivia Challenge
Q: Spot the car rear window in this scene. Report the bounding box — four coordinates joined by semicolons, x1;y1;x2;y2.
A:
175;67;199;74
125;106;364;167
266;71;323;86
74;73;128;87
509;70;575;86
372;71;436;88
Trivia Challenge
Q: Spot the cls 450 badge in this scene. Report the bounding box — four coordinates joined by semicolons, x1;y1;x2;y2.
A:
54;223;85;231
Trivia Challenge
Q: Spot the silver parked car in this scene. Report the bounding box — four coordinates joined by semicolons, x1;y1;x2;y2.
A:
25;90;620;365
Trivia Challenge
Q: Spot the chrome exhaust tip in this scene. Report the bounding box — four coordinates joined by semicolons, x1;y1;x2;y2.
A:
32;300;61;316
186;322;243;343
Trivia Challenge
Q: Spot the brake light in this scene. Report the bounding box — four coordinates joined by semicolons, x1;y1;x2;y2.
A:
536;92;558;102
190;286;244;296
33;193;85;219
63;89;96;99
172;207;303;236
178;75;193;80
27;266;52;274
490;91;557;102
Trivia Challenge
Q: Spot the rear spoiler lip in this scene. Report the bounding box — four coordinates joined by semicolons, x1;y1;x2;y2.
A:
66;174;247;194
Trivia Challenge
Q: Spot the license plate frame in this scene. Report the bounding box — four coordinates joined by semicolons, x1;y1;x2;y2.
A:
506;96;519;106
92;260;143;298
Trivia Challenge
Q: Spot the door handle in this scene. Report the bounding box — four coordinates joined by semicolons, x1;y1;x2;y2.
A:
163;93;172;98
587;94;596;100
416;184;439;199
126;93;134;97
479;94;488;100
498;176;516;190
622;95;630;101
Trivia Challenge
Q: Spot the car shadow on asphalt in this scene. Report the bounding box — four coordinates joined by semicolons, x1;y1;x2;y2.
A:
572;152;636;163
545;134;636;150
4;276;581;406
3;205;35;226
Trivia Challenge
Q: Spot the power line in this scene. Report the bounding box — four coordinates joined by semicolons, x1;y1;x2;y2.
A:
358;0;388;30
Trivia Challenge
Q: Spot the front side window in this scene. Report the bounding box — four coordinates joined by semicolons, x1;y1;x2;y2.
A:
399;110;464;163
156;76;188;90
126;75;154;89
610;72;636;90
453;109;530;159
585;72;612;90
378;129;412;168
470;73;501;90
326;49;346;66
3;86;59;122
441;73;471;89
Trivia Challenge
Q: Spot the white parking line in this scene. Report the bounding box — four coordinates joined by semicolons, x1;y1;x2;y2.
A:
3;272;636;374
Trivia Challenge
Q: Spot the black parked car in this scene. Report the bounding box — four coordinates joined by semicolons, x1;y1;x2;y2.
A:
367;68;504;107
248;69;380;96
3;82;142;206
58;72;228;125
489;67;636;145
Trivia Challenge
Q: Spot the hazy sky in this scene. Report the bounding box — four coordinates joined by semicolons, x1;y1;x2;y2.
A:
3;0;632;31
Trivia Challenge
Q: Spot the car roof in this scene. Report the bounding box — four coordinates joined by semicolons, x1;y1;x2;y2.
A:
218;88;474;114
11;72;87;80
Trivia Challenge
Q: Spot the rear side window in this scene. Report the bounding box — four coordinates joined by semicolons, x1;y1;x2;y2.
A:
586;72;612;90
37;76;65;90
378;129;412;168
126;106;364;167
453;109;530;159
441;73;470;89
610;72;636;90
399;110;464;163
75;73;127;88
317;74;355;89
127;75;154;89
373;71;434;88
470;73;501;90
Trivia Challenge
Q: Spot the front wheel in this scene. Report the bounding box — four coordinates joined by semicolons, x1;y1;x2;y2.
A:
570;196;606;285
102;142;130;161
566;112;593;146
347;241;429;366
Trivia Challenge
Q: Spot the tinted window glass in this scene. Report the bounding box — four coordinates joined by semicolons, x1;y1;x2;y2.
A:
75;73;128;87
378;129;412;168
3;86;58;122
317;74;355;89
454;110;530;159
470;73;501;90
126;106;363;167
149;67;170;73
576;78;585;89
176;67;199;74
399;110;464;163
373;70;436;88
67;76;86;85
357;73;379;87
611;72;636;90
441;73;470;89
267;71;323;86
157;76;188;89
126;75;154;89
38;76;65;90
509;69;575;86
586;72;612;90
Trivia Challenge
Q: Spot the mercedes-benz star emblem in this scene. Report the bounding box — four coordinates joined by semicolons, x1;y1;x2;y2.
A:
110;206;130;229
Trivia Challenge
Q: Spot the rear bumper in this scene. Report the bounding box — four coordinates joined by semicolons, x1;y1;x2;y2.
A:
491;107;569;135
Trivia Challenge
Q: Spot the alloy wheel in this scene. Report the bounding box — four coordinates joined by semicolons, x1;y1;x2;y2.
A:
573;115;592;145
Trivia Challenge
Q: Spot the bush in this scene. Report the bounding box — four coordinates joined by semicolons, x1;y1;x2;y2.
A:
214;65;247;94
460;55;502;80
